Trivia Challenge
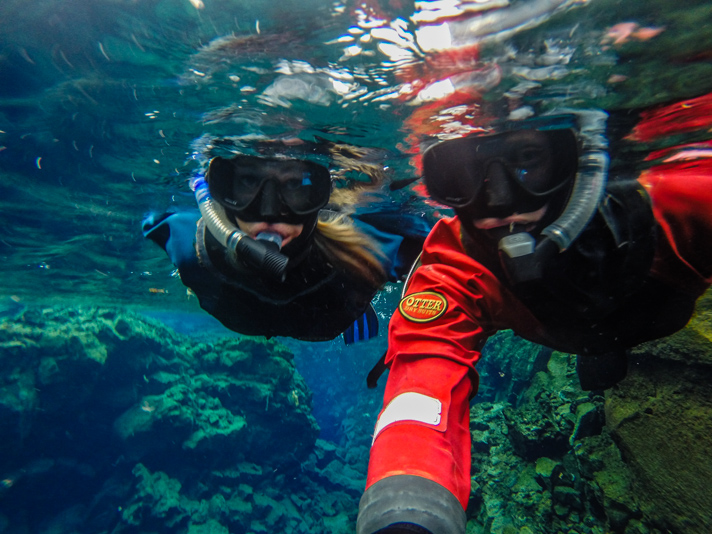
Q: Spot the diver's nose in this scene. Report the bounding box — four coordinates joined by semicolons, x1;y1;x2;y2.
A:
483;160;515;210
258;180;282;220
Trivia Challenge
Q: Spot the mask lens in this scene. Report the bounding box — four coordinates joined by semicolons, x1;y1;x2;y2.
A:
423;136;484;208
207;156;331;217
507;143;553;195
279;163;331;214
231;170;266;209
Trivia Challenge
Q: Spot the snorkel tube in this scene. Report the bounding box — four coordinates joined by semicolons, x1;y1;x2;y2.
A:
498;109;609;284
191;175;289;281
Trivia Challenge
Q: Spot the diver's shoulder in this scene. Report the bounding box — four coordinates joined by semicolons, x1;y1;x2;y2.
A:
423;216;464;250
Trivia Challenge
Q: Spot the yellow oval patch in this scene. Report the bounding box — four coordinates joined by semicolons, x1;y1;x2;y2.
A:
398;291;448;323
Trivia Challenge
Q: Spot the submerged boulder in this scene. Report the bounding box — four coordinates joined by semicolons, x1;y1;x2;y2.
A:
466;289;712;534
0;307;322;533
466;350;614;534
605;291;712;533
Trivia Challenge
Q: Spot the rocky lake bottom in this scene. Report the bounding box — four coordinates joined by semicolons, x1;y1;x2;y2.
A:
0;293;710;534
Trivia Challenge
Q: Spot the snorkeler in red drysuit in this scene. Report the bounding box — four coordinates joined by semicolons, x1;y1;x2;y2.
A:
357;97;712;534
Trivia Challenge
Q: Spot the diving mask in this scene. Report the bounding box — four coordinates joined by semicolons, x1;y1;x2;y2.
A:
207;155;331;222
422;127;578;214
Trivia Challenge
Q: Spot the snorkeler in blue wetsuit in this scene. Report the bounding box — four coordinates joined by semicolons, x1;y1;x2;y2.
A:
143;146;430;342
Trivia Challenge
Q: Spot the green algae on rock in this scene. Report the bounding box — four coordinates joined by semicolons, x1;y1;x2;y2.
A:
0;306;355;534
605;291;712;534
467;289;712;534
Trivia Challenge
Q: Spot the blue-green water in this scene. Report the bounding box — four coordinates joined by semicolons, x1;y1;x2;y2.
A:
2;0;712;308
2;0;712;533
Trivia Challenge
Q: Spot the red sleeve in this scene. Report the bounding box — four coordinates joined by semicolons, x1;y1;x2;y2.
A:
639;158;712;295
385;217;540;373
630;93;712;295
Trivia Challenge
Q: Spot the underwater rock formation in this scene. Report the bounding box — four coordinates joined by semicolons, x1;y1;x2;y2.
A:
0;307;364;534
466;349;619;534
468;290;712;534
1;296;710;534
606;291;712;534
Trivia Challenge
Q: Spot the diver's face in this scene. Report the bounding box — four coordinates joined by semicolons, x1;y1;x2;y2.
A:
470;130;555;232
235;219;304;248
423;128;576;233
424;128;574;242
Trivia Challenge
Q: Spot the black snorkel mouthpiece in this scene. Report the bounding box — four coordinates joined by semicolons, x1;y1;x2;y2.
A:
192;175;290;282
497;109;610;287
226;232;289;282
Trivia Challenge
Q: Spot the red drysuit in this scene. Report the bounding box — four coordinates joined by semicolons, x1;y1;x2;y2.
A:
365;162;712;510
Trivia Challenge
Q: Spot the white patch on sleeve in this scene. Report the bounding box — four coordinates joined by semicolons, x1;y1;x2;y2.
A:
372;392;442;444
